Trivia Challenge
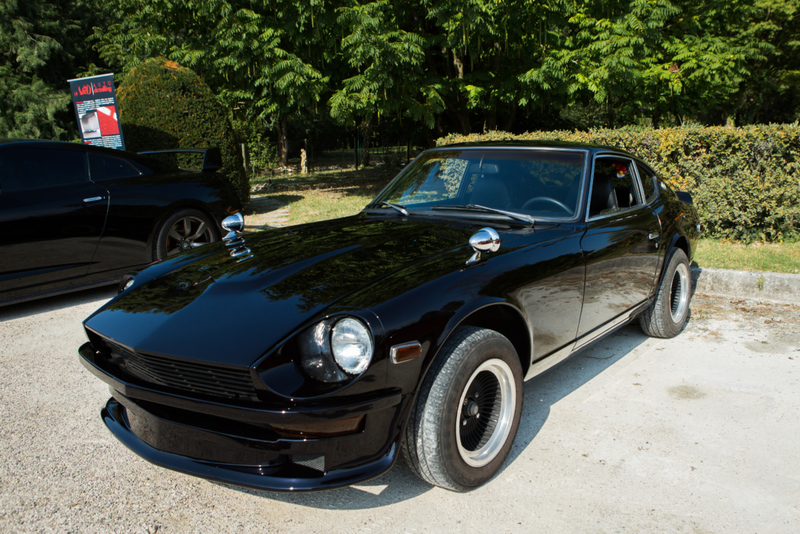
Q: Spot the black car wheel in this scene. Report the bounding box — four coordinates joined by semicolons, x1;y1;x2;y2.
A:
154;209;218;260
639;248;691;338
402;326;523;491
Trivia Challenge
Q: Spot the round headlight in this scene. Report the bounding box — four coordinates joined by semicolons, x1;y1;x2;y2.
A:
331;318;373;375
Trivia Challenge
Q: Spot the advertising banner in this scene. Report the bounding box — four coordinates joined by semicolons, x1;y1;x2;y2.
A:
68;73;125;150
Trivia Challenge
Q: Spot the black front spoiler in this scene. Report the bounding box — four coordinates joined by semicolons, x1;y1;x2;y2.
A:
102;398;398;492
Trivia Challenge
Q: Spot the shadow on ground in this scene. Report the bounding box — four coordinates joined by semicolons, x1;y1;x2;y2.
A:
0;285;117;322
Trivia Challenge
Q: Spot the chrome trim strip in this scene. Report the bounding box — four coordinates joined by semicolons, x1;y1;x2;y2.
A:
524;343;574;381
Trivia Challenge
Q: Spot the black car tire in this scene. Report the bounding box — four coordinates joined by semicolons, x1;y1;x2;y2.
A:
639;248;691;338
154;208;219;261
402;326;523;491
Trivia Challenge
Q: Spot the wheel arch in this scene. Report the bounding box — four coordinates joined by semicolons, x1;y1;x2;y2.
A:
147;201;222;251
427;301;532;383
672;235;690;260
657;233;691;283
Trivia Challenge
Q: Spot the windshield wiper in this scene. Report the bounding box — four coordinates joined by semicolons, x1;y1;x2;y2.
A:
432;204;535;225
377;201;409;216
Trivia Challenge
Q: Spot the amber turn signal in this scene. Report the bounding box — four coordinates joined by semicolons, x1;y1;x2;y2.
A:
390;341;422;364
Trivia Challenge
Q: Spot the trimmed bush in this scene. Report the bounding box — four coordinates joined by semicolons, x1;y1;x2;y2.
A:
117;58;248;203
438;126;800;243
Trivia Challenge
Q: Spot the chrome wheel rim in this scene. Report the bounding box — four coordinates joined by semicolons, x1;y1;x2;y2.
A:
456;359;516;468
669;262;690;323
165;215;214;257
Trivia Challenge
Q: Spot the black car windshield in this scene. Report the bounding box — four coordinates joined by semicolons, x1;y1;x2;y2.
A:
369;148;586;219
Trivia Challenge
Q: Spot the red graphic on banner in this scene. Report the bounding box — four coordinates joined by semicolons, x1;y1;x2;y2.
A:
96;106;120;135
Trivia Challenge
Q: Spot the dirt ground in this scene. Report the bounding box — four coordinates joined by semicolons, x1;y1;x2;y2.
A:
0;289;798;533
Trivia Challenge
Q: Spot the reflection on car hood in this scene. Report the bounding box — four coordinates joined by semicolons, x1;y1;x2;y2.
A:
85;215;500;367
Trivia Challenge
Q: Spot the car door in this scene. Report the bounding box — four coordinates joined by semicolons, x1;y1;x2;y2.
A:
577;154;661;342
0;145;109;299
86;151;154;275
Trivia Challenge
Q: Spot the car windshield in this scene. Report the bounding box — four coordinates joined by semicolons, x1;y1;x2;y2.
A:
369;148;586;219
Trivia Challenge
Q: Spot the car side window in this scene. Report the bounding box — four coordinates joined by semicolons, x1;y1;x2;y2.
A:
636;163;658;203
0;147;88;192
89;153;144;182
588;157;642;218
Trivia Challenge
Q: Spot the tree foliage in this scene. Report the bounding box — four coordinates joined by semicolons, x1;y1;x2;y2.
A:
0;0;107;139
117;57;248;202
2;0;799;148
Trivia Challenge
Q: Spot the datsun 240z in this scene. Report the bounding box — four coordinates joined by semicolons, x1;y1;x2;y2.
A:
79;142;700;492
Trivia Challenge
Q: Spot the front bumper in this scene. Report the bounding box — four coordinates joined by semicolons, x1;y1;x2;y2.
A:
80;342;405;491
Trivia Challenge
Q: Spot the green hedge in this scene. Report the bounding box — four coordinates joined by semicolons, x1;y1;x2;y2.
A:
117;58;248;203
438;126;800;243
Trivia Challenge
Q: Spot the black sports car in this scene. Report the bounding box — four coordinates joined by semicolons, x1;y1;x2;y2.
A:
0;140;242;305
79;142;700;492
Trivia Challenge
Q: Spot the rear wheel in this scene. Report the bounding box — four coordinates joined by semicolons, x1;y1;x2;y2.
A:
402;326;523;491
639;248;691;338
153;209;218;261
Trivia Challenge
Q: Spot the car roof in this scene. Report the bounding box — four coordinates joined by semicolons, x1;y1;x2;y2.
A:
436;139;637;158
0;139;121;154
0;139;179;171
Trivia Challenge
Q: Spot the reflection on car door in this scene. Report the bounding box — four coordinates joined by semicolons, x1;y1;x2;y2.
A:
0;146;109;299
577;155;661;342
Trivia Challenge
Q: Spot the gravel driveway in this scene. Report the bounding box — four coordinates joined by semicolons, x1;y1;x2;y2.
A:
1;288;798;533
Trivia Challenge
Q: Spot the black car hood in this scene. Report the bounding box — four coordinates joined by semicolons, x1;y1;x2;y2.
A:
85;214;516;367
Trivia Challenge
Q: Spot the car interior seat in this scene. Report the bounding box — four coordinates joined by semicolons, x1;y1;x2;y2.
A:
589;173;618;217
470;175;511;209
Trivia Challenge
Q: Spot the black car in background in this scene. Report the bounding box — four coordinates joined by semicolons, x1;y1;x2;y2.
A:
0;140;242;306
79;142;700;492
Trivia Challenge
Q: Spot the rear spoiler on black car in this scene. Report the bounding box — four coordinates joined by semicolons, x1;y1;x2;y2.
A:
137;147;222;172
675;191;693;204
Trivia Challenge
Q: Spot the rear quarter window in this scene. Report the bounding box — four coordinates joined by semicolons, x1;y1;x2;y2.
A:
89;153;148;181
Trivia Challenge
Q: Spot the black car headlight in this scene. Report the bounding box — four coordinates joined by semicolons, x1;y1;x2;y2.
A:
298;317;373;383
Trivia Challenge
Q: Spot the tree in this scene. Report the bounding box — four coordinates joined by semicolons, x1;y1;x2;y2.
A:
0;0;106;138
93;0;331;166
329;0;443;162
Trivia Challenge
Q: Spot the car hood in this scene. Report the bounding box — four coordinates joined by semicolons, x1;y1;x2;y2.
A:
84;214;518;367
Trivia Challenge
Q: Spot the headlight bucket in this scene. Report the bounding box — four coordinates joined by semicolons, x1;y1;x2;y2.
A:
298;316;373;383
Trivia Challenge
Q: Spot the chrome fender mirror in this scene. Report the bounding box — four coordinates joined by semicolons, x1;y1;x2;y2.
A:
466;227;500;265
221;212;245;244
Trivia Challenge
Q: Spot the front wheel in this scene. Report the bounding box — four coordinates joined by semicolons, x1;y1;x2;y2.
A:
639;248;692;338
153;209;218;261
402;327;523;491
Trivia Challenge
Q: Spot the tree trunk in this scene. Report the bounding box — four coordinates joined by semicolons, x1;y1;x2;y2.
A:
276;117;289;167
452;50;465;79
361;119;372;166
502;100;518;132
483;111;497;133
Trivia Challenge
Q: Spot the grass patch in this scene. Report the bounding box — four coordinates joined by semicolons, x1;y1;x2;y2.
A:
280;186;379;225
247;164;397;227
250;164;399;191
693;239;800;274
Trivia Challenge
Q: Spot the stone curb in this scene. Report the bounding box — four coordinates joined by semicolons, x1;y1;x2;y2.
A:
692;267;800;305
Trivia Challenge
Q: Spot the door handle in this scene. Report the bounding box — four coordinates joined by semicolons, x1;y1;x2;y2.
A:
83;196;105;203
648;232;659;248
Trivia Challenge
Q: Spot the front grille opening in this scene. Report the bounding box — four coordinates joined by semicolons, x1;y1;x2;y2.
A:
100;338;260;403
292;454;326;472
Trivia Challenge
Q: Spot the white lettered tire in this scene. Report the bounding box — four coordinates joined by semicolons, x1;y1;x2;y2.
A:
402;326;523;491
